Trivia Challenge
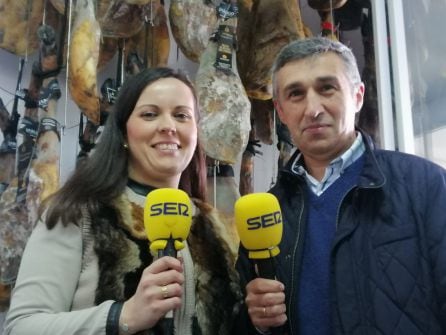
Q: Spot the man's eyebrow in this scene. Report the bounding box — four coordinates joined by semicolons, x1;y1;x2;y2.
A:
316;76;339;84
283;82;303;93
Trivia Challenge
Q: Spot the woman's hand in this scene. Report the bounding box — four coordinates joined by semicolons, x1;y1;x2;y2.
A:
119;256;184;333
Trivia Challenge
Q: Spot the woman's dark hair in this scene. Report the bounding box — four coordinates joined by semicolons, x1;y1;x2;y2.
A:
43;67;207;228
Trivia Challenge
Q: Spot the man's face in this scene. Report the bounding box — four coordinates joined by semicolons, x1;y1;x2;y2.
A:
274;52;364;163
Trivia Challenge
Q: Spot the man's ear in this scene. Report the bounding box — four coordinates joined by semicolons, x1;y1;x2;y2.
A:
354;82;365;113
273;99;285;122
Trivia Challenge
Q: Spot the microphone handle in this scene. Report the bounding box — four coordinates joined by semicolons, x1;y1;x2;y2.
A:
158;318;174;335
255;258;285;335
158;238;177;258
254;257;276;280
156;238;177;335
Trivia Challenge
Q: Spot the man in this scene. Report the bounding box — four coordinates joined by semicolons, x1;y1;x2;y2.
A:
236;37;446;334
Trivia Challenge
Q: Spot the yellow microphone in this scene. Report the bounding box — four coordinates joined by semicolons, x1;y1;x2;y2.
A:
144;188;193;258
235;193;283;279
144;188;192;335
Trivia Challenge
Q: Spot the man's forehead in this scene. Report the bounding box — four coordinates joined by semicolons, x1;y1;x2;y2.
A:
285;52;342;70
278;55;344;83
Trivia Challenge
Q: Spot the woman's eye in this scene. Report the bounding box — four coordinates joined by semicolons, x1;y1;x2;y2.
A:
141;111;157;118
175;112;192;120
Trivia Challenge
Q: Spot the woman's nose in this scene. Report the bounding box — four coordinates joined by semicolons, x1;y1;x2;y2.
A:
160;126;176;133
158;116;176;133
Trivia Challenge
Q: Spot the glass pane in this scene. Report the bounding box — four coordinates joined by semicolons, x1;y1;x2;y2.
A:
403;1;446;168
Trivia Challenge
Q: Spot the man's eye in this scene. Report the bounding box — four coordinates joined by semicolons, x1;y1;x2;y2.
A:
289;90;303;98
321;84;335;92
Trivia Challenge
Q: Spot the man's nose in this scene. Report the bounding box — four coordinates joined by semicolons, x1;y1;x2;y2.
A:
304;90;323;119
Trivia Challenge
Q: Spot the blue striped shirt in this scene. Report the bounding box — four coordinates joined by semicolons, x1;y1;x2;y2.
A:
290;133;365;196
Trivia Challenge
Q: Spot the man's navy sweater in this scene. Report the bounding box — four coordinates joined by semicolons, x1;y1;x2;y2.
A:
297;156;364;334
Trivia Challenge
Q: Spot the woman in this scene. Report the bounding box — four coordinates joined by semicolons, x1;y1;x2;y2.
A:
4;68;242;335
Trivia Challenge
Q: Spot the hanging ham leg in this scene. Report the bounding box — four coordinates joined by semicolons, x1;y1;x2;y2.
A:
100;0;145;38
0;23;61;290
197;7;249;242
251;98;274;145
97;37;118;72
0;281;10;311
68;0;101;125
0;99;8;130
125;0;170;68
0;74;40;287
0;112;16;194
169;0;218;62
126;51;145;75
0;0;59;56
238;0;306;100
196;16;251;164
276;118;293;169
33;25;62;205
0;58;24;197
79;41;128;160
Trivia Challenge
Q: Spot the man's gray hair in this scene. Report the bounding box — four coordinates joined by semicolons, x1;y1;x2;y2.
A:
271;37;362;97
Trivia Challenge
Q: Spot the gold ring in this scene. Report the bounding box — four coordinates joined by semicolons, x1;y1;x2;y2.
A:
262;307;266;317
161;285;169;299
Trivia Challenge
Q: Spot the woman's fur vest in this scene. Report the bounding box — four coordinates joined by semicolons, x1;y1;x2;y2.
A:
83;190;242;335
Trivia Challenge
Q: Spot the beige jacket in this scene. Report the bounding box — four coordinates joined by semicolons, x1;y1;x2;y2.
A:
4;187;241;335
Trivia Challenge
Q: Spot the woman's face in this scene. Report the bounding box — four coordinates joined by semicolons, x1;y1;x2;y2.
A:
126;77;198;188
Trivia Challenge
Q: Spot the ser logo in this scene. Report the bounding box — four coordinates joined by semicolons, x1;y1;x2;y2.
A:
246;211;282;230
150;202;190;216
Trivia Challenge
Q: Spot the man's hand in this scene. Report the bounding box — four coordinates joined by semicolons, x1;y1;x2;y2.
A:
245;278;287;332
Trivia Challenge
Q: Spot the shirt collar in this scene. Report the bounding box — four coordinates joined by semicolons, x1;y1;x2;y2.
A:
290;132;365;195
